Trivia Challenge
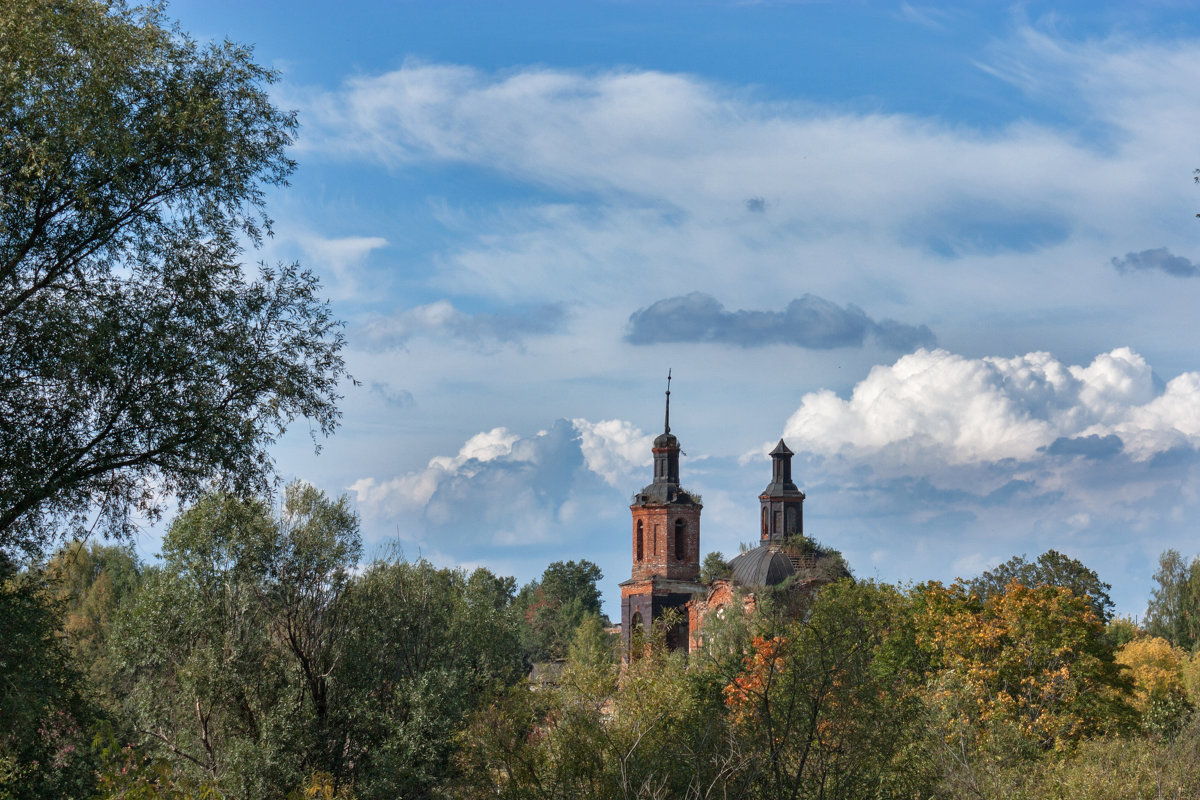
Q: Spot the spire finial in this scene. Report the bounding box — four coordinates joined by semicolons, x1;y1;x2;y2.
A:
664;369;672;434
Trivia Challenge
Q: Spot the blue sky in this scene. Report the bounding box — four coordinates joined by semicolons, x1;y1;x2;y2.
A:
161;0;1200;622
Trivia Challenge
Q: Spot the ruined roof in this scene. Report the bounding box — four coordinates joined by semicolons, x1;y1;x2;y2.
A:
728;546;796;588
631;483;701;507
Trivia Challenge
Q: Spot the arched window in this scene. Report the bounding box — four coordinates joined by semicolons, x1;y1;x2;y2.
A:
761;506;768;538
636;520;644;561
674;518;686;562
630;610;646;659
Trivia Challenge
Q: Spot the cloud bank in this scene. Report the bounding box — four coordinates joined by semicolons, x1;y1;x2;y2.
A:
781;347;1200;466
349;418;652;544
626;292;935;351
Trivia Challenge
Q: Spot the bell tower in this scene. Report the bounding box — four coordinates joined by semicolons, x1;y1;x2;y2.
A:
759;439;805;543
620;372;704;656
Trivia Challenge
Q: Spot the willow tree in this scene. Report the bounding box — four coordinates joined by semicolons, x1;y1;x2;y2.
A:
0;0;346;557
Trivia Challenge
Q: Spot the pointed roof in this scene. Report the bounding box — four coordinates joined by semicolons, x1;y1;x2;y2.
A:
770;439;793;457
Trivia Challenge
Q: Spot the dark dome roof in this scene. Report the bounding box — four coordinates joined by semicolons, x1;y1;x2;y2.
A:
728;546;796;588
654;431;679;448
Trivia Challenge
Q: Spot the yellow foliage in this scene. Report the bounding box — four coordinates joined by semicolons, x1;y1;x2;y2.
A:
916;579;1133;750
1116;637;1185;712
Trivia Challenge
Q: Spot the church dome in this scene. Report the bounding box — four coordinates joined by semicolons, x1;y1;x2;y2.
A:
653;431;679;448
728;546;796;588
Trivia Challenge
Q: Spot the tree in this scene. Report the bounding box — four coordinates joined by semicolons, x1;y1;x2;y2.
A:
266;482;361;776
335;559;524;799
111;493;297;799
0;0;346;558
1115;637;1192;736
700;551;731;585
44;539;141;697
723;580;935;799
0;554;97;799
967;550;1115;624
1145;549;1200;651
110;485;366;799
515;560;605;662
916;579;1134;754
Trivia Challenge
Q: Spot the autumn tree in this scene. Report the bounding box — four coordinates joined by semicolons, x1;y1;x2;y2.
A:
1116;637;1192;736
722;580;935;799
44;539;141;697
0;0;346;558
0;554;97;799
967;550;1115;623
915;579;1134;756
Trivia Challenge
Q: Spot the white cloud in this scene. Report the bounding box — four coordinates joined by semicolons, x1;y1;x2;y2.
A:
572;418;653;486
350;418;650;525
348;426;519;518
780;347;1200;467
285;32;1200;342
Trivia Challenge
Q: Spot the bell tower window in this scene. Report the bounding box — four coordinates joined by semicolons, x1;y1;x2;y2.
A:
636;520;644;561
674;518;686;562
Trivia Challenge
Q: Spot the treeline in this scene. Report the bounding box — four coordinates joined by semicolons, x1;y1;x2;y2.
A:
7;493;1200;799
458;553;1200;800
0;485;605;799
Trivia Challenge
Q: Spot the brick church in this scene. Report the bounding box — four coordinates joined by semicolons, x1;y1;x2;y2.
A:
619;378;845;656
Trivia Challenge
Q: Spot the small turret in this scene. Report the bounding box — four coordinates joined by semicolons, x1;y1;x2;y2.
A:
759;438;805;543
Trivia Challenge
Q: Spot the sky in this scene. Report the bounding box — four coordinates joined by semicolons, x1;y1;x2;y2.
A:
160;0;1200;622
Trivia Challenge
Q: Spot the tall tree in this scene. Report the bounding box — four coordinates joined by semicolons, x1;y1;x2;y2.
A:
111;493;295;799
967;549;1115;624
44;539;141;698
0;554;97;799
335;559;524;799
267;482;361;777
0;0;346;558
1145;549;1200;651
515;559;605;662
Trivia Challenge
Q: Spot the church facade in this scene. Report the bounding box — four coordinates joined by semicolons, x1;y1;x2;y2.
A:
620;382;843;657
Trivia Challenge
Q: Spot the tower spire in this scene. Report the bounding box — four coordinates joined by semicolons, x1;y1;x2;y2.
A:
664;368;672;434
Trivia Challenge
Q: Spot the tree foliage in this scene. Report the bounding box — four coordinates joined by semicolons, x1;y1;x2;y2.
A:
0;0;346;558
967;549;1115;624
44;539;141;698
1115;637;1192;736
0;554;96;799
699;551;731;585
515;559;604;662
1145;549;1200;651
915;579;1134;754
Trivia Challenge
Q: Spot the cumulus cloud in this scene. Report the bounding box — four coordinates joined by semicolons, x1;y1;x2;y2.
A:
625;292;935;351
781;347;1198;465
350;418;651;542
358;300;567;349
349;426;522;516
1111;248;1200;278
572;418;653;486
